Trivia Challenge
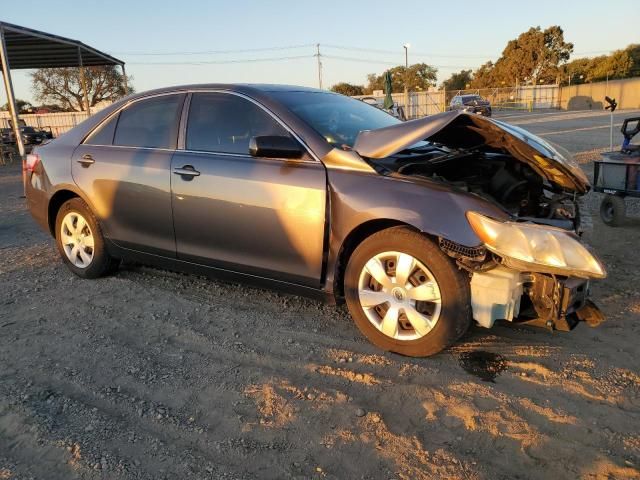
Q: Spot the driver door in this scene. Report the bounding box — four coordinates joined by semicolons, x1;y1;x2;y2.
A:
170;92;327;287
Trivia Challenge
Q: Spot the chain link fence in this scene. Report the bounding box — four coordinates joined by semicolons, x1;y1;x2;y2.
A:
354;91;445;119
444;85;560;111
355;85;560;119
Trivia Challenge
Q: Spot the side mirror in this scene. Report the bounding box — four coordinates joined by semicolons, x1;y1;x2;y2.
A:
249;135;304;159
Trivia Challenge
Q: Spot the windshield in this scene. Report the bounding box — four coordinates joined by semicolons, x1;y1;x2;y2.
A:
21;127;36;133
273;91;401;147
462;95;483;104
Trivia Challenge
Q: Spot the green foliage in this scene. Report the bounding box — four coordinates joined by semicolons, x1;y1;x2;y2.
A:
366;63;438;94
471;26;573;87
1;99;33;113
440;70;473;91
30;65;133;112
330;82;365;96
561;44;640;84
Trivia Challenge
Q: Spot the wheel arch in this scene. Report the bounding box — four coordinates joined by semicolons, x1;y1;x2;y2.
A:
333;219;434;301
48;188;82;236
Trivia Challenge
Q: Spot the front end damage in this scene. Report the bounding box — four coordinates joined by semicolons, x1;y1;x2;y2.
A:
353;110;606;332
440;240;604;331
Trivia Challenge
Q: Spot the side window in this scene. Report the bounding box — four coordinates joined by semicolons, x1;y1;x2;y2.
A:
113;94;184;149
84;113;119;145
186;92;289;155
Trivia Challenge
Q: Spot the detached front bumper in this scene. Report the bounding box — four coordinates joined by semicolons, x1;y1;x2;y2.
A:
470;266;605;331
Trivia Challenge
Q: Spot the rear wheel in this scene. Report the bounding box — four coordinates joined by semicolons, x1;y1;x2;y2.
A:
344;227;471;357
55;198;119;278
600;195;626;227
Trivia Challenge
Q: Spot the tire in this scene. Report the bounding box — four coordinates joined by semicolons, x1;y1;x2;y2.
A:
55;197;119;278
344;227;471;357
600;195;626;227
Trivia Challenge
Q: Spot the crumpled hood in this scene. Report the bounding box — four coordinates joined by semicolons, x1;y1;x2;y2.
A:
353;110;589;193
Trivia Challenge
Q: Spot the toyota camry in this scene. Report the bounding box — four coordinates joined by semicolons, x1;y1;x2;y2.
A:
25;84;606;356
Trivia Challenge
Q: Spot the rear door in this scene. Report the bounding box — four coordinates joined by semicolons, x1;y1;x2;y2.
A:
170;92;327;286
72;93;185;256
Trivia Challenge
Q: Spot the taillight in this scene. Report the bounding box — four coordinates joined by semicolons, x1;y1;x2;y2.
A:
25;153;40;173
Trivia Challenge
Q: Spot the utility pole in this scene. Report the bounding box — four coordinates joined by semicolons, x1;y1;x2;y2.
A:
403;43;410;118
121;63;129;95
315;43;322;90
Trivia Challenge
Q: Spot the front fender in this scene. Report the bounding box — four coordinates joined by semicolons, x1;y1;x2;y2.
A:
324;168;508;295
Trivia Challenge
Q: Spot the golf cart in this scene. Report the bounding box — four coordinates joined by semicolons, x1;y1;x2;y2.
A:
593;97;640;226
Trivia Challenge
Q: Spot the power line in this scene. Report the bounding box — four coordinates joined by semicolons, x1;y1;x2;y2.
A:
323;44;495;58
111;43;315;56
127;54;314;65
111;42;623;62
322;54;470;69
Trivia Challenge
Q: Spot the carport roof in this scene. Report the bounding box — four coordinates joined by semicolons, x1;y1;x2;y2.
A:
0;21;124;69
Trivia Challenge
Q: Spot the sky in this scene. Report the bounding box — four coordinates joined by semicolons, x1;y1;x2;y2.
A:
2;0;639;105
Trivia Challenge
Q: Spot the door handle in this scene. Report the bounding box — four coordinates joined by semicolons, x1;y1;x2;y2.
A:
173;165;200;177
77;154;95;167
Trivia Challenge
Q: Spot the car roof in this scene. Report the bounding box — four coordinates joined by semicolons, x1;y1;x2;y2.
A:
126;83;329;100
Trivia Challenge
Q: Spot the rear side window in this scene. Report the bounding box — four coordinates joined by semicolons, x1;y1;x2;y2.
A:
186;92;288;154
84;113;119;145
113;94;184;149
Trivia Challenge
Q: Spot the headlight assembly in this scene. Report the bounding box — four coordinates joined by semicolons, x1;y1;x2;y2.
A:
467;211;606;279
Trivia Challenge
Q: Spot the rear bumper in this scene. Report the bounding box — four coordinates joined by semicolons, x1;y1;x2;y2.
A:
25;170;51;235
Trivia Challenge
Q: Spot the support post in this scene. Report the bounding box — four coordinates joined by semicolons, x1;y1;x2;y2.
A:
0;26;26;193
78;47;91;115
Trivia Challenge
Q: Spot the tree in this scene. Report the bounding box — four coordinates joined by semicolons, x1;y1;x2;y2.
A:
469;62;496;89
330;82;364;96
561;44;639;84
471;26;573;87
30;65;133;112
561;57;591;85
441;70;473;91
365;63;438;94
1;98;34;113
33;103;69;113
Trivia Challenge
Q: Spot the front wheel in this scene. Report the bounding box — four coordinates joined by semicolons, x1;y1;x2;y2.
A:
344;227;471;357
55;198;119;278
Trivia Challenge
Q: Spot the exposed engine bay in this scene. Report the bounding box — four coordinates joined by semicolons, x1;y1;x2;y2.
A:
376;145;581;231
353;110;590;232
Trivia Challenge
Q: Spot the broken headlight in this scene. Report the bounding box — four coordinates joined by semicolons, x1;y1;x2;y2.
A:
466;211;606;279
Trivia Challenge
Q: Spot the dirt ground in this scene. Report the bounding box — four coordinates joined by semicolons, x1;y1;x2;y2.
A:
1;110;639;480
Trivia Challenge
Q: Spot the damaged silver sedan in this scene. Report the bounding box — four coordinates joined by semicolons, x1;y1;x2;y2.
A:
25;85;605;357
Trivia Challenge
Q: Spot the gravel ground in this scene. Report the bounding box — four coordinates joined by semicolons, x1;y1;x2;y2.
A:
1;111;639;480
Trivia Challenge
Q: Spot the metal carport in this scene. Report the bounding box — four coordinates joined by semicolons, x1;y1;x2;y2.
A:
0;21;125;163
